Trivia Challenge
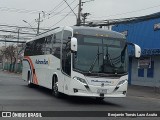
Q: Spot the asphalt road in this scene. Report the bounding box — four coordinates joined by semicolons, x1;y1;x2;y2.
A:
0;70;160;120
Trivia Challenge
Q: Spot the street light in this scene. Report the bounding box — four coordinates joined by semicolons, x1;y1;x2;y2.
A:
22;20;37;34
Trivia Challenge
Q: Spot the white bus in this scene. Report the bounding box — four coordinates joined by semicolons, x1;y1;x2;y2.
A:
22;26;141;100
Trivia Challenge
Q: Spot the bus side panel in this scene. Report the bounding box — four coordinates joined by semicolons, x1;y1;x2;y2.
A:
44;55;61;90
22;55;64;92
46;55;64;92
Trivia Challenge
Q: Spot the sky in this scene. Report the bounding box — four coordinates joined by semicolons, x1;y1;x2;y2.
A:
1;0;160;29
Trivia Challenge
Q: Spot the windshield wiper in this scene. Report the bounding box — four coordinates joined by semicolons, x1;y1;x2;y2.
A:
121;43;127;63
88;52;103;73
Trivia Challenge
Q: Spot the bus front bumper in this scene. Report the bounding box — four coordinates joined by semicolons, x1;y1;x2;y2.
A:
69;80;128;98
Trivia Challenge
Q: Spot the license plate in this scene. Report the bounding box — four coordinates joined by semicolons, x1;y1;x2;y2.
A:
97;89;107;94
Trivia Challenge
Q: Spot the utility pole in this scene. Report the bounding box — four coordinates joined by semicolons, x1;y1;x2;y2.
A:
15;28;20;72
77;0;94;26
77;0;82;26
36;12;45;35
63;0;77;23
37;13;40;35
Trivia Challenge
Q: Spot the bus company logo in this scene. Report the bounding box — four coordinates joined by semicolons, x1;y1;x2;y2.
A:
35;59;48;65
91;80;112;84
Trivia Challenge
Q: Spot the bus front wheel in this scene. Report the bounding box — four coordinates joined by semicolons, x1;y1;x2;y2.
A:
52;75;61;98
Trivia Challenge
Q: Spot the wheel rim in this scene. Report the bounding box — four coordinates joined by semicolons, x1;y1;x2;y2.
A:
53;80;58;95
28;79;31;85
28;72;31;85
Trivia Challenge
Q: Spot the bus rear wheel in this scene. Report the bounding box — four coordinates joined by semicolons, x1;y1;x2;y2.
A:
27;71;33;88
52;76;61;98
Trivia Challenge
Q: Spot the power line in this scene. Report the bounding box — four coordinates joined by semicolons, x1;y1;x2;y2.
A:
43;0;77;22
0;7;42;14
28;0;76;28
0;36;31;40
63;0;77;18
88;4;160;20
49;4;78;28
0;24;49;31
0;29;36;35
29;1;65;25
0;34;32;39
0;40;26;43
48;1;65;14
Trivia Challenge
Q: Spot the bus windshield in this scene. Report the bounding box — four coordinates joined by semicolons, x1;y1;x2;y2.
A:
73;34;128;75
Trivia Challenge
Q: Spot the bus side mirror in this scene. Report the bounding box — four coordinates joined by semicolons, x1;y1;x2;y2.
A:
127;42;141;58
71;37;77;52
134;44;141;58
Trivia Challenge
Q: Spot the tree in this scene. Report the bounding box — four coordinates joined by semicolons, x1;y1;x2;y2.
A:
0;45;16;71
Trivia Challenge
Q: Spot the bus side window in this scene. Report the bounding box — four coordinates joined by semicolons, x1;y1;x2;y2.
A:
45;35;53;54
24;43;31;56
34;37;45;55
52;32;62;58
25;41;34;56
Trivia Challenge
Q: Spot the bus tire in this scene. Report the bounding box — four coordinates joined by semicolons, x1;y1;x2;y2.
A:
27;71;33;88
52;75;61;98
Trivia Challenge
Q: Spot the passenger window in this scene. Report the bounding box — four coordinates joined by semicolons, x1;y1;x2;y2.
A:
45;35;53;54
52;32;62;58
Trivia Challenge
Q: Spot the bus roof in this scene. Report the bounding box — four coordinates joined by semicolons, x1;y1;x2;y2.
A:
26;26;125;43
71;26;125;39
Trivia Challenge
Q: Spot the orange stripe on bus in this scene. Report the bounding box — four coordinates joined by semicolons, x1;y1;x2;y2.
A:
24;56;38;85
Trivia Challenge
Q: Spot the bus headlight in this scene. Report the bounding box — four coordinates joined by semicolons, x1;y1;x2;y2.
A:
73;76;87;84
117;79;127;86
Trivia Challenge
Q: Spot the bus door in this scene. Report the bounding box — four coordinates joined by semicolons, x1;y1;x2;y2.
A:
62;30;72;94
62;41;71;94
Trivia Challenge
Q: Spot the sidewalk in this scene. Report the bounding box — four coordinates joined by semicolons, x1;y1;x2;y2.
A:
128;85;160;99
0;69;22;77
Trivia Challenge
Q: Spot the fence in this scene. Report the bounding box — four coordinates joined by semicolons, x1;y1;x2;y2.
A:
2;62;22;73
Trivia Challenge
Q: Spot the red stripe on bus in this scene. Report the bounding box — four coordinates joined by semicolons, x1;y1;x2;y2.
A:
24;56;38;85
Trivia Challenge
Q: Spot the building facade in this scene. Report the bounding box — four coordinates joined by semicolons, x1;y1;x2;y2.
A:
112;17;160;87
